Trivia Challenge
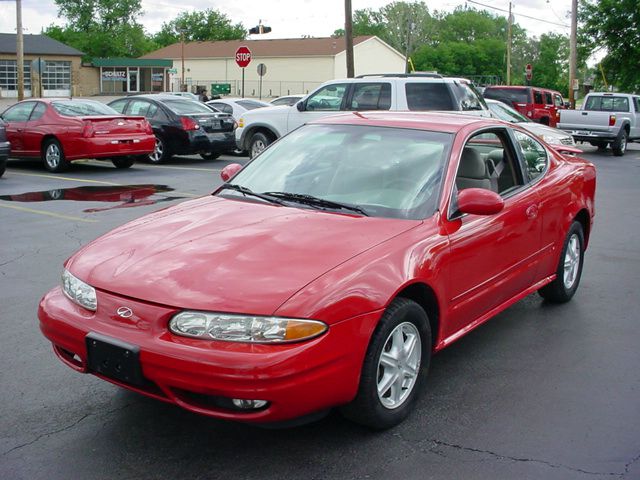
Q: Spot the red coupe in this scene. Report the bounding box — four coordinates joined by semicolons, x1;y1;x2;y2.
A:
1;99;155;172
38;112;596;429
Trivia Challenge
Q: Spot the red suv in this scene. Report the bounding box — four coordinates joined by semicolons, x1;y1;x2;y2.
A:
483;86;567;127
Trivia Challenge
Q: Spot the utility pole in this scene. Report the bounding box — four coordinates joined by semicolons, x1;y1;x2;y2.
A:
344;0;354;78
506;1;512;86
180;30;185;91
16;0;24;100
569;0;577;108
404;20;415;74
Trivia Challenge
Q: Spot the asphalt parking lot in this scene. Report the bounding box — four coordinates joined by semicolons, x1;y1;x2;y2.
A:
1;144;639;480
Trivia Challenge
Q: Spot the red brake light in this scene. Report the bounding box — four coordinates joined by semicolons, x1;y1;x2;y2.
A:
81;122;95;138
609;114;616;127
180;116;200;131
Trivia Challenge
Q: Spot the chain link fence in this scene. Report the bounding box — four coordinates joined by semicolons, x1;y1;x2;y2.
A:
173;79;322;99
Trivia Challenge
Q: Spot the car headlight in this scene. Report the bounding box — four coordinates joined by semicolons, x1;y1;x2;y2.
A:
61;269;97;311
169;311;328;343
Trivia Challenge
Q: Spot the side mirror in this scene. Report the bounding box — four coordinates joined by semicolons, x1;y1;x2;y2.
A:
296;101;305;112
457;188;504;216
220;163;242;182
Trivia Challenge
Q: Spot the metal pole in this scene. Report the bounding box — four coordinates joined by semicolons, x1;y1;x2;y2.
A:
506;2;512;86
259;74;262;100
180;31;185;91
16;0;24;100
241;68;245;98
39;56;42;98
569;0;578;107
344;0;354;78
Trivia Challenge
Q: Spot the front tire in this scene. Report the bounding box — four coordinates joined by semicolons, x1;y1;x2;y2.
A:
111;157;135;169
612;129;628;156
249;132;271;158
340;298;431;430
539;221;585;303
42;139;69;172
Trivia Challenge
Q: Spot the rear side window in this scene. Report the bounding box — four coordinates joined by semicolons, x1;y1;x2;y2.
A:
127;100;151;117
109;99;128;113
585;96;630;112
634;97;640;112
237;100;267;110
406;83;455;110
545;92;553;104
484;88;530;104
533;91;544;104
29;102;47;120
349;83;392;111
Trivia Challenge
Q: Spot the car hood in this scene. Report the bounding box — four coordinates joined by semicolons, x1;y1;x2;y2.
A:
518;122;573;145
67;196;420;314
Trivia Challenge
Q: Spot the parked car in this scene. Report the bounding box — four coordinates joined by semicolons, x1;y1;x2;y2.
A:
206;98;270;121
486;99;577;148
270;94;305;106
236;73;491;157
0;118;10;177
483;85;567;127
558;92;640;156
0;99;154;172
38;112;595;429
108;95;236;162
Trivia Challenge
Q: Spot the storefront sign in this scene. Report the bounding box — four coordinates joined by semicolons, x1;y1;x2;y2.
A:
102;70;126;80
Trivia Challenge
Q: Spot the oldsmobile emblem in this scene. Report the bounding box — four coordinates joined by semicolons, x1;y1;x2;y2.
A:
116;306;133;318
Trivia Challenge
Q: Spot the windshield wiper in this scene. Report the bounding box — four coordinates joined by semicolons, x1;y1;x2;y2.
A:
216;184;285;205
262;191;369;216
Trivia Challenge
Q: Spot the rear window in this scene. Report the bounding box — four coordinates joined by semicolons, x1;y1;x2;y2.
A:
584;96;630;112
52;100;118;117
484;88;530;104
162;99;214;114
237;100;268;110
405;83;455;110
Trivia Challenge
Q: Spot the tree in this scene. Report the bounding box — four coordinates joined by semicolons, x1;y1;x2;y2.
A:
153;9;246;47
44;0;154;59
580;0;640;92
530;34;570;93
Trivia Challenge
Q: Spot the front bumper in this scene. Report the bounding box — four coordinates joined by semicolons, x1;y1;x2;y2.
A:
38;287;379;423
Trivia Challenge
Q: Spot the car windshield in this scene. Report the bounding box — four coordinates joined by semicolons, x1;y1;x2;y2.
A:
489;101;530;123
52;100;119;117
226;124;451;220
162;99;214;114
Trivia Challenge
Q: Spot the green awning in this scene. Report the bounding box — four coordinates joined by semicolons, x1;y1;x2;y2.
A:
92;58;173;67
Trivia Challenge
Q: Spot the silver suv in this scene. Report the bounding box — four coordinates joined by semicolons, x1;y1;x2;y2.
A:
236;74;490;157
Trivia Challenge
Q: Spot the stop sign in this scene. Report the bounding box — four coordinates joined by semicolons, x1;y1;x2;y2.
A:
525;63;533;81
235;46;252;68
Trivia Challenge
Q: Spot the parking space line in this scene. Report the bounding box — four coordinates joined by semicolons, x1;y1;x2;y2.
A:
0;203;98;223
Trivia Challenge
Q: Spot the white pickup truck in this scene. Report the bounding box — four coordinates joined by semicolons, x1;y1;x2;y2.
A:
558;92;640;156
235;74;491;157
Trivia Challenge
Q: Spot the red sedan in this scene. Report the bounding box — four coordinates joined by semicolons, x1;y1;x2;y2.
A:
38;112;596;429
1;99;155;172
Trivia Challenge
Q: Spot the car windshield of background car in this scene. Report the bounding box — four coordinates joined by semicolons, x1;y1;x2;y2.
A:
490;102;530;123
163;100;216;115
52;100;119;117
227;124;451;220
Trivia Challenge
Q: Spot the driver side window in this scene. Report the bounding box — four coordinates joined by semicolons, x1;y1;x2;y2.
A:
306;84;348;111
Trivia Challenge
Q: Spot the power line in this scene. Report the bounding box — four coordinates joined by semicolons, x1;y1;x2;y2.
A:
466;0;570;29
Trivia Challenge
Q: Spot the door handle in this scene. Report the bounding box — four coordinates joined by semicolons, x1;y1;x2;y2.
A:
525;204;539;219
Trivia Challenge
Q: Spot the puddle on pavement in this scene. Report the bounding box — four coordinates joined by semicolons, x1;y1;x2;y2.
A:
0;184;187;213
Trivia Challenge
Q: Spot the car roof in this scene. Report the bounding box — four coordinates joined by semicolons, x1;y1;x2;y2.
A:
311;111;492;133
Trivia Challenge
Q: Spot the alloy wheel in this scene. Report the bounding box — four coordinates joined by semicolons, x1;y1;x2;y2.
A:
46;144;61;169
563;233;581;290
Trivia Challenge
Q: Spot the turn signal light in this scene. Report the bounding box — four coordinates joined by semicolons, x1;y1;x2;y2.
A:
609;114;616;127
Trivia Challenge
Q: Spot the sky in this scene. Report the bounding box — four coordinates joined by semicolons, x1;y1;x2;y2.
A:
0;0;574;40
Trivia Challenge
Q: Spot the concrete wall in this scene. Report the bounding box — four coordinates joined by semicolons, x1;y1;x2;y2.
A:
76;64;100;96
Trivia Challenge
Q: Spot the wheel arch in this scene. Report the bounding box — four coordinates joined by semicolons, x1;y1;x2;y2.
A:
393;281;440;351
573;208;591;249
41;134;60;152
243;125;279;150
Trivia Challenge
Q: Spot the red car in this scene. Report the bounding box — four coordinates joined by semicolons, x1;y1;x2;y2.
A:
38;112;596;429
483;86;567;127
1;99;155;172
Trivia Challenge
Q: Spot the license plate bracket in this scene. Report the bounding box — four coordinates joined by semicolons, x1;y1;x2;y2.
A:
85;332;145;386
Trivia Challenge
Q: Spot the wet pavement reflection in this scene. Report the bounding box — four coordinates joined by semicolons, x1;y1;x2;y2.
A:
0;184;186;213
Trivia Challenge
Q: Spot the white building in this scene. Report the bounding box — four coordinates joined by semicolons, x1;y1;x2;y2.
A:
141;36;406;98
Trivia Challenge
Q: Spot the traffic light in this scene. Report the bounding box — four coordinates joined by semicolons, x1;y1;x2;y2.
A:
249;25;271;34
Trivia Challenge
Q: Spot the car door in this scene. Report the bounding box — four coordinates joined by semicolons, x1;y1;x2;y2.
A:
1;102;37;154
21;102;47;155
287;83;350;132
443;127;543;339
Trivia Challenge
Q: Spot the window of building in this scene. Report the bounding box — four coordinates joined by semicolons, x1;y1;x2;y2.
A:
0;60;31;91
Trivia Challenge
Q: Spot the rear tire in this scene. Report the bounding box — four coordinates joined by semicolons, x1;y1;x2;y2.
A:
149;135;171;163
612;129;628;156
340;298;431;430
249;132;271;158
111;157;135;169
42;138;69;173
538;221;585;303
